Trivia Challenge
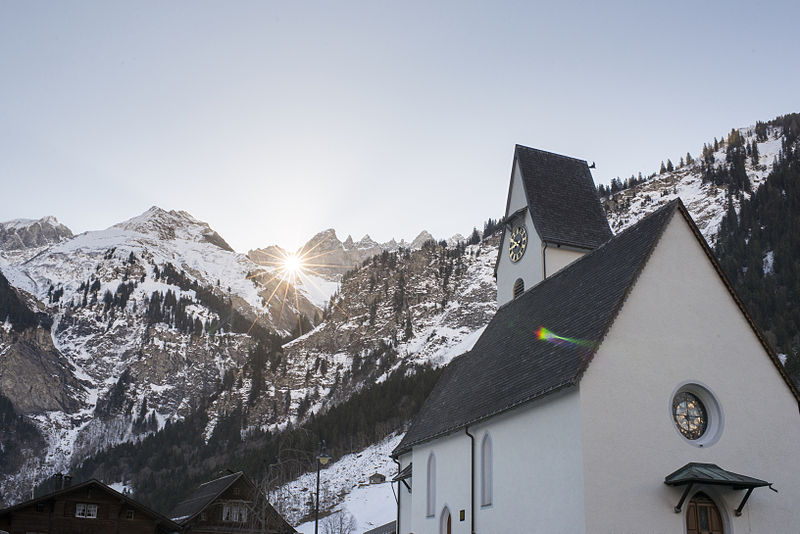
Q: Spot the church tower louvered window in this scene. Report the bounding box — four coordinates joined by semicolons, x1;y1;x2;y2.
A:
513;278;524;299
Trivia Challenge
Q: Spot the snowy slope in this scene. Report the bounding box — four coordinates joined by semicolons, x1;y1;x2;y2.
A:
604;124;784;243
276;433;402;533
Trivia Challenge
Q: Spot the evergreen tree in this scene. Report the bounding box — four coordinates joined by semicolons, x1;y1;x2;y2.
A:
468;227;481;245
666;159;674;172
751;140;760;166
659;161;667;174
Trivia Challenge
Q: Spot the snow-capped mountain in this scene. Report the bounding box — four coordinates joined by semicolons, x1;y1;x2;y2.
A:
0;207;318;501
0;204;495;505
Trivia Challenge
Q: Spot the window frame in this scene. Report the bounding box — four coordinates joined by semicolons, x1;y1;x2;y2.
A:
75;503;98;519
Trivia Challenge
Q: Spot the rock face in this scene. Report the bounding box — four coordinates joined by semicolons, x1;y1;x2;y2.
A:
212;231;502;440
0;325;83;414
0;216;73;251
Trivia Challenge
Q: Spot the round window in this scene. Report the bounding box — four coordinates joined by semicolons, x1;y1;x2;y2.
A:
672;391;707;440
670;383;723;447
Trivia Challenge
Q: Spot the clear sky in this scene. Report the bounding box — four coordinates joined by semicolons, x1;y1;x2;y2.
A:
1;1;798;252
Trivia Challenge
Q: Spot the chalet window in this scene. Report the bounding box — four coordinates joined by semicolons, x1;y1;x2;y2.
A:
201;512;207;521
426;453;436;517
125;510;135;520
481;434;493;506
222;503;248;523
75;503;98;519
513;278;524;299
35;503;46;512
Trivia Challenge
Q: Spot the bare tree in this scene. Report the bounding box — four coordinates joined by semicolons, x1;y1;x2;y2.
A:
321;509;357;534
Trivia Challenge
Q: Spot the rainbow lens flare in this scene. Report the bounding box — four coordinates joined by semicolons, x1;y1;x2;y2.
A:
535;326;594;348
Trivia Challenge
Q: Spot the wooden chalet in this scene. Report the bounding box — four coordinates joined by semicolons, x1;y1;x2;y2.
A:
168;472;295;534
0;478;181;534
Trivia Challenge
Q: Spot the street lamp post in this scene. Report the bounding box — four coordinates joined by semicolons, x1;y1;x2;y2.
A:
314;440;332;534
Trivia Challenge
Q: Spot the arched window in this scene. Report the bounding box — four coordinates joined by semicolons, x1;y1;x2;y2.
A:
481;434;493;506
513;278;524;299
426;453;436;517
439;506;451;534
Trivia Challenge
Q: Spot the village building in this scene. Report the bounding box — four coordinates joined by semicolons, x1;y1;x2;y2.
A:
391;145;800;533
168;471;295;534
0;478;181;534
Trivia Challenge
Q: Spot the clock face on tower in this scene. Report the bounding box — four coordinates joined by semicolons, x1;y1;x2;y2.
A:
508;225;528;263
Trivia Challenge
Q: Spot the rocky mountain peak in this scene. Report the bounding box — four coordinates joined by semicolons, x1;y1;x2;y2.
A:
300;229;344;255
355;234;379;249
410;230;434;249
0;216;73;251
115;206;233;252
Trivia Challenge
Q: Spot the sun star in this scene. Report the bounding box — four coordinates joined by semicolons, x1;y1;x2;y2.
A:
283;253;304;277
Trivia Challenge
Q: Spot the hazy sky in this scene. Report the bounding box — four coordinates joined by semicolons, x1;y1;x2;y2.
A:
1;1;798;251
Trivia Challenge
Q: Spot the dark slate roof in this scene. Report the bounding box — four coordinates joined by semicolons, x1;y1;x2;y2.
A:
0;479;181;531
169;471;242;523
514;145;612;249
665;463;770;489
394;201;680;456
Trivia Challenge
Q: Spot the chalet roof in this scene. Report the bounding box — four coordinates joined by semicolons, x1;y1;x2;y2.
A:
0;478;181;531
168;471;243;524
168;471;296;533
514;145;612;249
394;199;800;457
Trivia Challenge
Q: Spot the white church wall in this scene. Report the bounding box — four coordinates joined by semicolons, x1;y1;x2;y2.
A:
471;388;586;534
579;213;800;532
408;433;471;534
497;161;543;306
543;246;585;278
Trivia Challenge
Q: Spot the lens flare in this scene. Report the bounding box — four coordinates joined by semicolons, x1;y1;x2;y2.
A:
535;326;594;348
282;254;303;278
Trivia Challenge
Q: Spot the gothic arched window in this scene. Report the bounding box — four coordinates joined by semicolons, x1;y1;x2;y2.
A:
426;453;436;517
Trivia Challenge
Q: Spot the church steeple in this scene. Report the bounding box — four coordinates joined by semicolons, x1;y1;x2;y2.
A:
496;145;612;306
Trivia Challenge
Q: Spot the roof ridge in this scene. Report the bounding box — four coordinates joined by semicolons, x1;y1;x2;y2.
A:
515;144;588;164
199;471;241;486
496;199;680;313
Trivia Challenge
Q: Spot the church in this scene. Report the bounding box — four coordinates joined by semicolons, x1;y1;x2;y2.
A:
391;145;800;533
